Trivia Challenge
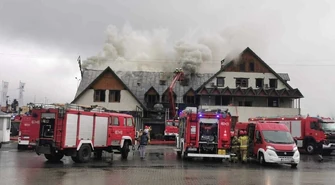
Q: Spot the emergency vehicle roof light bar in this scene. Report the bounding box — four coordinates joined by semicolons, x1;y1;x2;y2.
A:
251;114;306;120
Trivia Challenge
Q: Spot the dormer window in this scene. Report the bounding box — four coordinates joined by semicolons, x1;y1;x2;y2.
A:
269;79;278;88
235;78;248;87
216;77;225;87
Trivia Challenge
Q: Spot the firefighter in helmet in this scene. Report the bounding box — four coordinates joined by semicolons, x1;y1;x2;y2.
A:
238;130;248;163
230;130;240;163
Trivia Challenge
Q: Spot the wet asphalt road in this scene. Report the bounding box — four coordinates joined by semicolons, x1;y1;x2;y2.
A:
1;143;335;185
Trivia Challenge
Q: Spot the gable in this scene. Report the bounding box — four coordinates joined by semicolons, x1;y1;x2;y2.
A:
91;71;126;90
223;50;271;73
145;87;159;95
72;67;146;110
197;47;296;92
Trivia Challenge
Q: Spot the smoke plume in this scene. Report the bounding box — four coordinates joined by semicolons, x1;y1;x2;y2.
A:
82;23;263;73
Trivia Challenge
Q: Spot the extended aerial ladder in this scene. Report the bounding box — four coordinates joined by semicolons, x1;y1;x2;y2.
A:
168;68;185;120
163;68;185;140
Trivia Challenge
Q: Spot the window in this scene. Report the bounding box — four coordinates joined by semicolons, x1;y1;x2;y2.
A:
109;90;121;102
239;63;245;71
94;90;106;102
269;79;278;88
216;77;225;87
126;118;133;127
236;78;248;87
147;94;158;104
255;130;262;143
185;96;195;104
244;101;253;107
255;78;264;88
249;62;255;72
268;97;279;107
110;117;119;126
159;80;166;85
310;121;319;130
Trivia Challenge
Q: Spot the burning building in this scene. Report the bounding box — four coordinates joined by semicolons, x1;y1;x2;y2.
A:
72;47;304;137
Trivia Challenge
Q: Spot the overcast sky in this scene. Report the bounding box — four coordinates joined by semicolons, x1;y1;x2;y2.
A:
0;0;334;117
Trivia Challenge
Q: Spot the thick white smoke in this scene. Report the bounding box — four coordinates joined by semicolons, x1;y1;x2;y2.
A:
82;24;254;73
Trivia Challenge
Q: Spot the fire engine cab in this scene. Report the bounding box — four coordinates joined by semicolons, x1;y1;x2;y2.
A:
33;104;136;163
249;115;335;155
164;120;179;141
175;107;232;160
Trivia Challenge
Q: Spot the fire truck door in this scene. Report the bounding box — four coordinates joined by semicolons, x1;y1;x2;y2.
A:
109;117;123;146
247;124;255;157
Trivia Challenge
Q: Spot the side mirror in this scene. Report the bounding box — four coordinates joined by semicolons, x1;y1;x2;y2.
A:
294;138;297;144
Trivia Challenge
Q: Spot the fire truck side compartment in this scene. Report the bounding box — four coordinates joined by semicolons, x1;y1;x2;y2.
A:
94;116;108;147
65;113;78;147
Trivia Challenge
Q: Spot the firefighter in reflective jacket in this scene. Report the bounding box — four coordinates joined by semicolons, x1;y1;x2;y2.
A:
238;130;248;163
230;131;240;163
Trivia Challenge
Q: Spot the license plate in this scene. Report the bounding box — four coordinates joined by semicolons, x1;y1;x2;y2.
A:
188;148;197;151
281;158;292;162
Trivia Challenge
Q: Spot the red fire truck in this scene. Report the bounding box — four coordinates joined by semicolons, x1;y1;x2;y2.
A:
17;115;39;150
235;121;300;167
249;115;335;155
164;120;179;140
175;107;232;160
33;104;136;163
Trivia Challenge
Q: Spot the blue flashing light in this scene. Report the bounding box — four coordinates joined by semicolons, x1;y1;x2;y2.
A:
216;114;220;118
199;114;203;117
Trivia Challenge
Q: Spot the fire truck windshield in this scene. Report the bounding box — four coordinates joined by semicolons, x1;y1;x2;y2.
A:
262;131;295;144
321;122;335;132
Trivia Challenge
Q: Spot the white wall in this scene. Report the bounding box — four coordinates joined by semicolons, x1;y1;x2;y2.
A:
199;105;300;122
206;72;288;89
0;116;11;143
74;89;141;111
200;96;294;108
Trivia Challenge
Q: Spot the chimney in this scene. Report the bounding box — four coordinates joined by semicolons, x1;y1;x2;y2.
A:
159;72;169;85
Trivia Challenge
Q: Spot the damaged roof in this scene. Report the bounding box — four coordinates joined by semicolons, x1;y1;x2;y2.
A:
117;71;214;105
74;68;214;107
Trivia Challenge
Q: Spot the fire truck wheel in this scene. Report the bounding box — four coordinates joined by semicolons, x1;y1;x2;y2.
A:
77;144;92;163
306;143;316;154
121;142;129;159
44;153;64;162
